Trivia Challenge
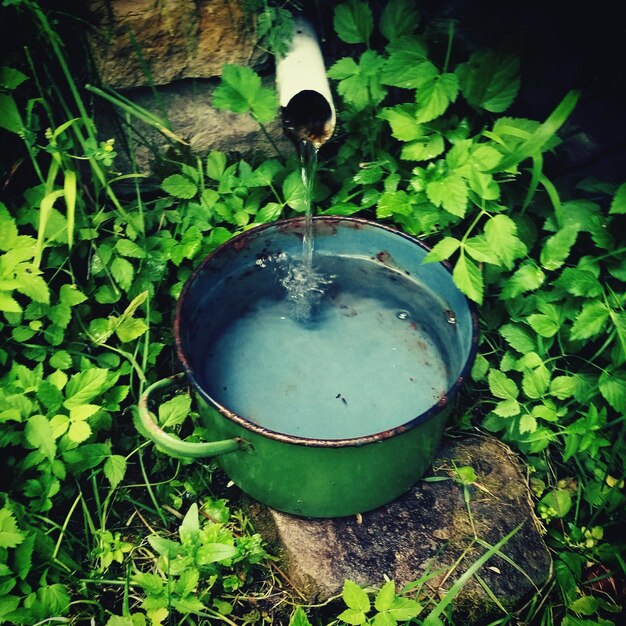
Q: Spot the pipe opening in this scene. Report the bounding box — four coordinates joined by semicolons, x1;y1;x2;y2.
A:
282;89;334;147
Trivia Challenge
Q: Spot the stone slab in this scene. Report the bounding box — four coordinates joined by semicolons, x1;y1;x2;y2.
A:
245;435;552;625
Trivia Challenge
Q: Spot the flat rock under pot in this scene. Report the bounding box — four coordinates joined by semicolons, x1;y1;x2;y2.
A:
243;434;552;625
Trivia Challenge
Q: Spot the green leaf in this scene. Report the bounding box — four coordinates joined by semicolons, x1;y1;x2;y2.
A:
457;49;520;113
115;317;149;343
540;489;572;518
568;595;601;616
570;301;610;341
464;235;499;264
526;314;559;338
522;366;550;399
16;271;50;304
0;66;29;90
553;267;602;297
59;283;88;306
379;106;424;141
196;542;238;565
388;596;423;620
372;613;396;626
289;606;313;626
452;253;483;304
382;55;436;89
334;1;373;45
111;257;134;291
115;239;146;259
0;507;24;548
489;369;519;400
64;368;111;409
161;174;198;200
540;225;578;270
416;73;459;123
342;579;371;612
14;531;35;579
104;455;127;489
519;413;538;434
68;419;92;443
599;370;626;413
423;237;460;263
609;182;626;214
400;134;444;161
500;323;536;353
377;190;411;218
0;93;22;133
483;214;527;269
550;376;577;400
380;0;419;41
501;262;545;299
426;173;468;217
329;51;386;111
206;150;227;180
374;580;396;612
213;64;259;114
338;608;367;625
159;394;191;428
0;291;22;313
493;398;521;417
25;414;56;460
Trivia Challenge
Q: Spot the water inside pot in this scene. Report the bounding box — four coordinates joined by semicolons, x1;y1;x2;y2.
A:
189;253;465;440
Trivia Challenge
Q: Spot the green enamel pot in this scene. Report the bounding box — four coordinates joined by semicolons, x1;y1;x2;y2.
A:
137;217;478;518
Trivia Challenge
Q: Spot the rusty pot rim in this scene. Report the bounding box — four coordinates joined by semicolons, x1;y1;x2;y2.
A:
173;216;479;448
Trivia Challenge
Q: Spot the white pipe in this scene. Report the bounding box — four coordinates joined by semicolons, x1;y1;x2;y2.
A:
275;15;336;149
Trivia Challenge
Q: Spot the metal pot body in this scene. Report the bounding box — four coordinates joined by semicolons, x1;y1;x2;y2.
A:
173;217;478;517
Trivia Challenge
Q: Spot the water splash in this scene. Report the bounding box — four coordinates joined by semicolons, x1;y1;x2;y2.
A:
279;139;331;320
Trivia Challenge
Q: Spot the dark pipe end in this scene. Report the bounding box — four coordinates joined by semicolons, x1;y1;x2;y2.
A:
282;90;334;147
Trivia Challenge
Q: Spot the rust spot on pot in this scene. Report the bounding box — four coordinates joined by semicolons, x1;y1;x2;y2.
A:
376;250;391;263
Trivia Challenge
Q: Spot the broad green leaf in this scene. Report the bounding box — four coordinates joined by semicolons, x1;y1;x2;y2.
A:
334;1;373;45
464;235;499;264
115;239;146;259
180;502;200;543
64;368;110;409
0;93;22;133
540;225;578;270
374;580;396;612
175;568;199;598
289;606;312;626
499;323;536;353
540;489;572;518
400;134;444;162
0;291;22;313
423;237;460;263
550;376;577;400
416;73;459;123
501;262;545;299
570;301;610;341
69;404;99;421
0;66;28;90
382;56;436;89
0;203;18;250
493;398;521;417
388;596;423;620
526;314;559;337
376;190;411;218
519;413;538;434
337;608;367;625
68;419;92;443
104;455;127;489
161;174;197;200
484;215;527;270
609;182;626;214
488;369;518;400
329;51;386;111
342;579;371;612
38;584;71;615
206;150;227;180
378;105;424;141
0;507;24;548
115;317;149;343
213;64;260;113
25;414;56;460
380;0;419;41
14;531;35;579
372;613;396;626
568;595;601;616
426;173;467;217
599;370;626;413
159;394;192;429
452;253;483;303
470;144;503;170
59;283;88;306
16;271;50;304
553;267;602;297
196;542;238;565
457;50;520;113
522;366;550;399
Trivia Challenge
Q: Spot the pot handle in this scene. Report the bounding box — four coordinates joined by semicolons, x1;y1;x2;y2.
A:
136;373;245;459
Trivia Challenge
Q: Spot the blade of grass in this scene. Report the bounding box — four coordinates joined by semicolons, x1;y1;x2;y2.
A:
422;522;524;626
